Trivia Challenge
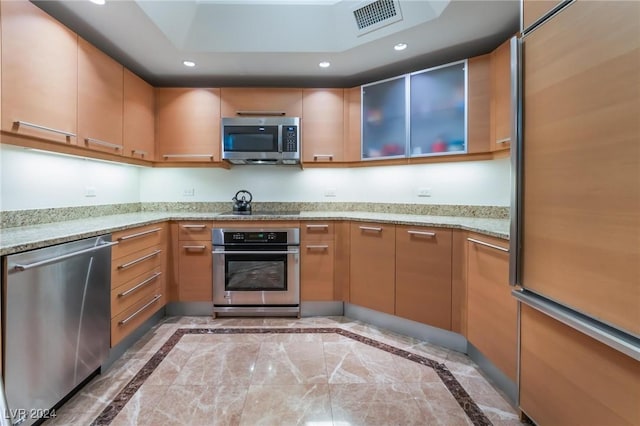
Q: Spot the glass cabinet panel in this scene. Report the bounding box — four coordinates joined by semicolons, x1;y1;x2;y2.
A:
410;61;467;156
361;76;407;159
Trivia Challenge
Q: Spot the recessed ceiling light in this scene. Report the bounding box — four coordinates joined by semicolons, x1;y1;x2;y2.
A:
89;0;106;5
183;60;196;67
394;43;408;51
319;61;331;68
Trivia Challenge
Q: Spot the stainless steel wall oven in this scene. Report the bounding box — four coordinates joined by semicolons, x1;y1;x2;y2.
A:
212;227;300;317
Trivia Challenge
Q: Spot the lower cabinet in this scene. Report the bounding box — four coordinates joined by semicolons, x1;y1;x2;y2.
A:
395;226;452;330
349;222;396;315
110;223;167;347
300;222;335;301
177;241;213;301
520;304;640;426
466;233;516;381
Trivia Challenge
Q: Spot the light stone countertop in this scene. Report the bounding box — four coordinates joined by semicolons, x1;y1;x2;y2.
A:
0;211;509;256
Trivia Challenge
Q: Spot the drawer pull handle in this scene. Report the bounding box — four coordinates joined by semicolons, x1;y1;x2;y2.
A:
407;230;436;237
118;294;162;326
131;149;148;158
118;272;162;298
183;245;207;251
359;226;382;232
118;227;162;241
467;238;509;253
496;137;511;144
14;120;76;138
182;224;207;229
306;224;329;229
85;137;122;151
306;245;329;250
117;250;162;270
162;154;214;160
313;154;334;161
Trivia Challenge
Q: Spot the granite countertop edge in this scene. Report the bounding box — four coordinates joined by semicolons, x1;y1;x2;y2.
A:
0;211;510;256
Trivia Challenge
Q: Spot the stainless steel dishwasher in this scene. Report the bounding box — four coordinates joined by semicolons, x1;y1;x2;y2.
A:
3;235;114;426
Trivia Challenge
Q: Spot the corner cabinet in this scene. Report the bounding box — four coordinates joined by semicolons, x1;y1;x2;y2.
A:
1;0;78;145
349;222;396;314
490;38;513;151
155;88;221;163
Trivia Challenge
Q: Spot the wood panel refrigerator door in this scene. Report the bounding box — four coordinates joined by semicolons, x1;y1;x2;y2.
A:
1;0;78;144
522;0;640;336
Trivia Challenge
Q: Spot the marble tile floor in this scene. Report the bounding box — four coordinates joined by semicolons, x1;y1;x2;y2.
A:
43;316;523;426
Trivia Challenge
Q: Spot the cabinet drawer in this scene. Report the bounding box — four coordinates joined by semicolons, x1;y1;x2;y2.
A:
111;292;163;347
301;222;334;241
111;267;162;318
178;222;212;241
111;246;162;288
112;224;164;260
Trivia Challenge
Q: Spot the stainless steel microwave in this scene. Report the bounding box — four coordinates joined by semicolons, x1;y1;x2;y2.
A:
221;117;300;165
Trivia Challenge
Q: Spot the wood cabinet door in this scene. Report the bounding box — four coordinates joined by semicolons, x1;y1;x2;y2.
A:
301;241;335;301
466;54;491;154
490;38;512;151
395;226;452;330
123;69;154;160
522;0;640;335
301;88;344;163
349;222;395;314
178;241;213;301
343;86;362;162
77;37;124;154
156;88;221;162
522;0;563;31
220;88;303;117
520;304;640;426
1;0;78;144
467;234;516;381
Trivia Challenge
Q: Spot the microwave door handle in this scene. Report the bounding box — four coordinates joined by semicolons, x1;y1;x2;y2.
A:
277;124;283;153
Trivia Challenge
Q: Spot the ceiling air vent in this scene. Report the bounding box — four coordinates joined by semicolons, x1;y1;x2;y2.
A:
353;0;403;35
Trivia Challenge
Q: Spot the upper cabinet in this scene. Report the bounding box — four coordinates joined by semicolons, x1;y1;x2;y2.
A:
343;87;362;162
490;39;513;151
220;88;303;118
410;61;466;156
467;54;491;154
155;88;221;163
361;76;407;159
77;37;124;155
123;69;155;160
1;0;78;145
301;88;344;163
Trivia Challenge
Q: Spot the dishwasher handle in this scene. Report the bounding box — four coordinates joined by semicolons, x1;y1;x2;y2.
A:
12;241;118;271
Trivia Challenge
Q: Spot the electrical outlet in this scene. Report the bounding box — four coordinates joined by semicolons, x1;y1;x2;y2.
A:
183;188;195;197
84;186;96;197
324;188;337;197
416;187;431;197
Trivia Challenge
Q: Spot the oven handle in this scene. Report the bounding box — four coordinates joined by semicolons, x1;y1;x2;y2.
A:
212;250;299;255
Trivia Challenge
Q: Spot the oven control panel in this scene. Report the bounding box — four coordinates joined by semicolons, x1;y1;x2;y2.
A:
225;231;288;244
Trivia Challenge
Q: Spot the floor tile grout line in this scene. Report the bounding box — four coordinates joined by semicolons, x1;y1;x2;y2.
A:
90;326;493;426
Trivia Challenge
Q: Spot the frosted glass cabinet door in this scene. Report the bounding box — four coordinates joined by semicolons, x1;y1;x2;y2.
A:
361;76;407;159
410;61;466;156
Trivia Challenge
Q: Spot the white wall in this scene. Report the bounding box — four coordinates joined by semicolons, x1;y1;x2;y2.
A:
139;157;511;205
0;145;141;211
0;143;510;211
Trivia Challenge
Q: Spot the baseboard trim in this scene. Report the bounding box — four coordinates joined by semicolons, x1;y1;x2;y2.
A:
300;301;344;317
165;301;214;316
467;342;518;407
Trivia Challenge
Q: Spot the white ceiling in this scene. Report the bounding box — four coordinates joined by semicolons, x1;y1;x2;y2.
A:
32;0;520;87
